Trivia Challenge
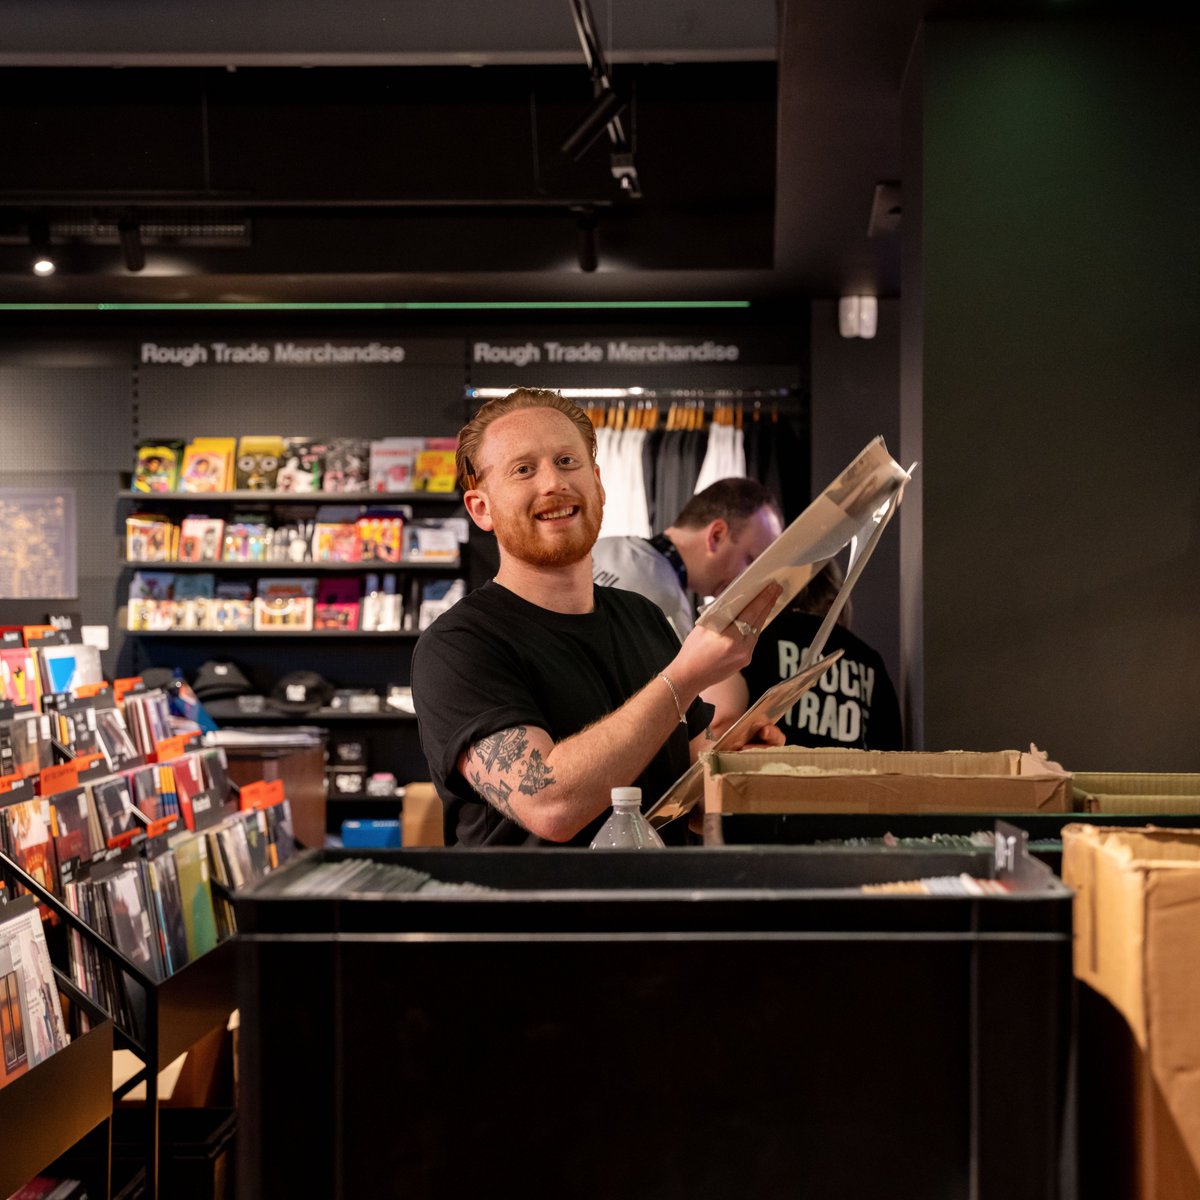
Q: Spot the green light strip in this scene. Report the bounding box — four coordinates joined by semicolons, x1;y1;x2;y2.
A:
0;300;751;312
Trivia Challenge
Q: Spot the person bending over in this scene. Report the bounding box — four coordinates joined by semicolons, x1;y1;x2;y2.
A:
592;476;783;733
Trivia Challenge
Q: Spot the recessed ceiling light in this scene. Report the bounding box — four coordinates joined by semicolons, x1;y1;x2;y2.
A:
32;258;56;276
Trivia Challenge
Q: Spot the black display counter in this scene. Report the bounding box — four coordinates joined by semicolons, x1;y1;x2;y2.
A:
233;838;1075;1200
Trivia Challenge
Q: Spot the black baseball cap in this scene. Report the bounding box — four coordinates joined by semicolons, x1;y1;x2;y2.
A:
267;670;335;714
193;660;254;699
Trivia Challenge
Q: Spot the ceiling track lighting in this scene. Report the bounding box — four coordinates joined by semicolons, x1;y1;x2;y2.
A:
561;88;627;162
563;0;641;199
118;212;146;272
574;207;599;273
27;212;55;276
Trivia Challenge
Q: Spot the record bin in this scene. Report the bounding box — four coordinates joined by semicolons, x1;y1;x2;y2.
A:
234;831;1076;1200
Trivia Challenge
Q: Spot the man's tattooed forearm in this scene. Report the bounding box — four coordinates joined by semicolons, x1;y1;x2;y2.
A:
473;727;529;773
518;748;554;796
469;770;528;829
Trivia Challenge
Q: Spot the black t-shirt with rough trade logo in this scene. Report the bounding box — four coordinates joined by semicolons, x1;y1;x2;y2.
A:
741;610;903;751
411;580;711;847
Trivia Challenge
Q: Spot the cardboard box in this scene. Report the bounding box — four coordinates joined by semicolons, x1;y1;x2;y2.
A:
1073;771;1200;815
402;781;444;847
1062;824;1200;1199
701;746;1073;817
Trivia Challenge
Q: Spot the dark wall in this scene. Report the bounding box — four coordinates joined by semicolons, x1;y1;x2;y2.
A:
810;298;902;697
913;20;1200;770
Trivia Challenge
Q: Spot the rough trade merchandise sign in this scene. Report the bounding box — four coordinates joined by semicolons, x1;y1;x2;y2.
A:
138;339;451;367
471;337;745;367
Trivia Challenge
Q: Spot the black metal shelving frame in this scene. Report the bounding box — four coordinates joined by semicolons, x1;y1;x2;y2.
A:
0;848;236;1200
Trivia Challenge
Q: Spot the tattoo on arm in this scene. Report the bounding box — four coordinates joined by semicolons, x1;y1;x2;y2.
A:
468;770;528;830
518;749;555;796
474;727;529;773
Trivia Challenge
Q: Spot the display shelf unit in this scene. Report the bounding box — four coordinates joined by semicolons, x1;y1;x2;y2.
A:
121;558;460;572
117;462;475;811
1;848;237;1200
0;993;113;1199
119;489;462;503
205;708;417;724
126;629;422;640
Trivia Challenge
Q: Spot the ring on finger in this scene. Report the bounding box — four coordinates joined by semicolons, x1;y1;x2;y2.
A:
733;619;759;638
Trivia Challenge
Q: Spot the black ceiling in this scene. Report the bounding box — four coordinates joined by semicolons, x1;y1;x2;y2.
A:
0;0;1162;305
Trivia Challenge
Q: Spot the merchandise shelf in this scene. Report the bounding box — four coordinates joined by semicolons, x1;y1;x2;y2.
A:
121;558;460;572
118;489;461;503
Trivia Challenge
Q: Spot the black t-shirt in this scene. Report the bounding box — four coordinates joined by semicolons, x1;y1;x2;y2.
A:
411;580;711;847
741;610;903;751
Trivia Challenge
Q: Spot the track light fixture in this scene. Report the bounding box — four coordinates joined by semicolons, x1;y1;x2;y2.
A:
27;213;56;276
563;0;641;198
574;207;599;272
561;88;627;162
118;212;145;273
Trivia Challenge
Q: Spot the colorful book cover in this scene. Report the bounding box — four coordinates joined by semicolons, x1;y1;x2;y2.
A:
313;521;361;562
178;517;225;563
0;648;43;711
50;785;96;868
368;437;424;493
276;437;327;493
357;513;405;562
4;797;59;909
314;577;361;631
180;437;236;493
125;514;175;562
413;447;458;492
322;438;370;493
235;435;285;490
170;831;219;960
132;439;184;493
0;897;71;1066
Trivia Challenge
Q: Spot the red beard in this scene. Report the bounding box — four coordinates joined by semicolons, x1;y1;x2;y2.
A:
491;492;604;568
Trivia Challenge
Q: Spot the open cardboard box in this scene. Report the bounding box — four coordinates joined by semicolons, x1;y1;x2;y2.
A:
700;746;1073;828
1072;771;1200;815
1062;824;1200;1199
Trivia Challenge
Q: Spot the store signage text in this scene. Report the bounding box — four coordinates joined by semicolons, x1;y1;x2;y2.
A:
140;340;408;367
472;339;741;367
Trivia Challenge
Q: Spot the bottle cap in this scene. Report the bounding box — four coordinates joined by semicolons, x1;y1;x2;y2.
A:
611;786;641;803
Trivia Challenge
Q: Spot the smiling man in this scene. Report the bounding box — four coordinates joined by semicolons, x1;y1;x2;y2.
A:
411;387;782;847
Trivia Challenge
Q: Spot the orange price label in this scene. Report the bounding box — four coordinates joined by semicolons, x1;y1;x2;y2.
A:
114;676;144;704
39;760;79;796
239;779;270;811
0;772;24;793
76;682;111;699
74;752;105;774
154;734;193;763
145;816;179;839
252;778;286;810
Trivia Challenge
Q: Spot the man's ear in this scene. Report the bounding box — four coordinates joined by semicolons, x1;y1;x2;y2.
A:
464;488;494;532
705;517;728;553
594;463;606;509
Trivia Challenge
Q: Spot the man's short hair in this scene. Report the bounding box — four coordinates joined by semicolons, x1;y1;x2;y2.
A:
456;388;597;491
672;477;783;531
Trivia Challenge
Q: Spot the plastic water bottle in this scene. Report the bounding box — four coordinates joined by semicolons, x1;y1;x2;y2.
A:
589;787;665;849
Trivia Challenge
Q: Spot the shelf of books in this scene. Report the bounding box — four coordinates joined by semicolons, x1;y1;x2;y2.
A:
119;489;462;503
207;709;418;724
127;629;424;640
121;558;460;573
0;639;305;1199
129;432;459;496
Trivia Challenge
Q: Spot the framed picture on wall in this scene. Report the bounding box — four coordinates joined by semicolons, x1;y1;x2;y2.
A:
0;488;77;600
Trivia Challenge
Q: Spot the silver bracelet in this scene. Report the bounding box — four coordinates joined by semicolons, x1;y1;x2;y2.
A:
660;672;687;725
